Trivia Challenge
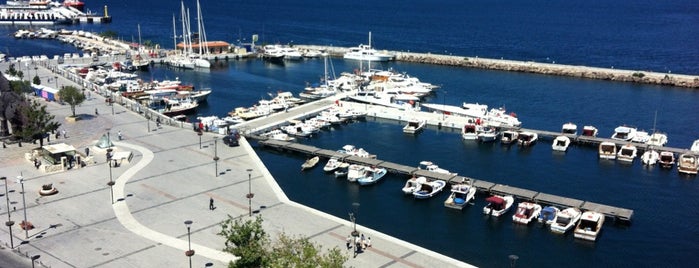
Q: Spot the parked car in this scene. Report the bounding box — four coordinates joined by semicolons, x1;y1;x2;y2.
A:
223;129;240;147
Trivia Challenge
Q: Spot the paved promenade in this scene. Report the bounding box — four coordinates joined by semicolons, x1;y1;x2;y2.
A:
0;64;474;267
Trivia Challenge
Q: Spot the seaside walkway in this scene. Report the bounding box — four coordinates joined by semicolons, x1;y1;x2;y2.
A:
0;62;474;267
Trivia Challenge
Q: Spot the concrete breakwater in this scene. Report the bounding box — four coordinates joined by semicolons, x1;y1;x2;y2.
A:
296;45;699;88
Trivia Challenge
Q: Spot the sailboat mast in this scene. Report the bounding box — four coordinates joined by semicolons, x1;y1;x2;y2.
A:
172;14;176;53
137;24;142;53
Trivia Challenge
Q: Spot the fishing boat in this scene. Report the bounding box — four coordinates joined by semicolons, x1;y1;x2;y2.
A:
346;164;367;182
551;135;571;152
550;207;582;234
641;150;659;165
598;142;617;160
401;176;426;194
658;151;675;168
301;156;320;171
477;126;500;142
611;125;637;141
501;130;519;145
581;125;598;137
403;118;426;134
538;206;560;225
357;166;388;186
412;179;447;199
617;144;637;162
518;131;538;147
443;179;476;210
512;202;542;225
574;211;605;241
677;153;698;175
483;195;514;217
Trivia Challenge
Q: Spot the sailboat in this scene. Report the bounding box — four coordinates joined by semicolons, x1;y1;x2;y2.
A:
189;0;210;68
646;110;668;147
168;10;194;69
132;24;150;71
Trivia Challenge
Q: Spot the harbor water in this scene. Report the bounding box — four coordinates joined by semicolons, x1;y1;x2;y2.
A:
2;0;699;267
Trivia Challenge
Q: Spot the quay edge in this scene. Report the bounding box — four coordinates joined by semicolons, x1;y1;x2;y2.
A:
294;45;699;89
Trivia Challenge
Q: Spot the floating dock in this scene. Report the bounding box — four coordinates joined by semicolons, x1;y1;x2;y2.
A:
256;139;634;222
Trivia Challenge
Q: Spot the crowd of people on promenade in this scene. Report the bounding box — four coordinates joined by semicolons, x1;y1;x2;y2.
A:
346;233;372;258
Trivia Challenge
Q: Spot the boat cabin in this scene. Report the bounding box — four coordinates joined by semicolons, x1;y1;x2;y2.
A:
485;196;505;210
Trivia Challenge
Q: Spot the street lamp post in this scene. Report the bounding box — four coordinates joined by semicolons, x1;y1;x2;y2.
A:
1;177;15;248
31;255;40;268
350;202;360;237
246;169;254;216
54;75;58;90
147;113;150;132
110;92;115;115
184;220;194;268
213;137;219;177
17;175;28;239
197;131;203;149
106;148;114;204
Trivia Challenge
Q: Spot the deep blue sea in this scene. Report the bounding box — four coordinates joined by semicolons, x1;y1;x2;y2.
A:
2;1;699;267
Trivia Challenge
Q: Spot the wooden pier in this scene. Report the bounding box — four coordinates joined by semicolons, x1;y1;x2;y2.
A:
256;139;634;222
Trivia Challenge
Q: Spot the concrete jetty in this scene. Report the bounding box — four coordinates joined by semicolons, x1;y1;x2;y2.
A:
295;45;699;89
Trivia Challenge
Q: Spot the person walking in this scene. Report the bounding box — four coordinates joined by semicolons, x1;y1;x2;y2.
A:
118;131;122;140
346;235;352;250
85;147;90;157
209;197;215;210
61;129;67;138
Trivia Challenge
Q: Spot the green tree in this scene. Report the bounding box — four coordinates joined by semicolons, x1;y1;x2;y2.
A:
9;80;32;95
57;85;86;117
33;75;41;85
15;99;60;146
219;215;347;268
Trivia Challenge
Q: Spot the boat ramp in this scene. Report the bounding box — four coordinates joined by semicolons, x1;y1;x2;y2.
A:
256;139;634;222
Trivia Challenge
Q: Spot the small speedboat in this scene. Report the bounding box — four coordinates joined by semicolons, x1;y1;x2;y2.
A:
346;164;368;182
443;179;476;210
477;126;500;142
611;125;637;141
301;156;320;171
691;139;699;153
658;151;675;168
403;118;426;134
512;202;542;225
538;206;560;225
641;150;659;165
631;130;650;143
461;123;479;140
552;135;571;152
323;157;344;172
357;166;388;185
646;132;668;147
402;176;426;194
518;131;538;147
617;144;637;162
582;125;598;137
418;161;455;175
550;207;582;234
483;195;515;217
501;130;519;145
334;163;350;178
562;122;577;135
574;211;605;241
678;153;698;175
598;142;617;160
412;179;447;199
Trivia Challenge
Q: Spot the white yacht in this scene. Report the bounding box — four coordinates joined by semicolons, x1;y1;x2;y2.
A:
581;125;598;137
641;150;659;165
574;211;605;241
550;207;582;234
461;123;478;140
501;130;519;145
562;122;577;135
690;139;699;153
418;161;455;175
678;153;698;175
518;131;538;147
646;133;668;147
598;142;617;160
617;144;637;162
477;126;500;142
403;118;426;134
611;126;637;141
443;179;476;210
512;202;542;225
552;135;571;152
343;32;394;62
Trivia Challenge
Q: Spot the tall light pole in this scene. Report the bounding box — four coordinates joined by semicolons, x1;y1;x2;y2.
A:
106;148;114;204
246;169;254;217
54;75;58;90
184;220;194;268
350;202;360;237
1;177;14;248
197;131;203;149
213;137;219;177
16;175;28;239
31;255;40;268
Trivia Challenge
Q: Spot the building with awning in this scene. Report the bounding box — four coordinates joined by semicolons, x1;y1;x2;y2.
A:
41;143;77;165
176;41;230;54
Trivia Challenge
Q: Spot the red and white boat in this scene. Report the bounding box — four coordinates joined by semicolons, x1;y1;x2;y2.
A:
63;0;85;11
512;202;542;224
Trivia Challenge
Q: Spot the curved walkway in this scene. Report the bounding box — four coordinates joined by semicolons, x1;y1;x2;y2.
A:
110;141;237;264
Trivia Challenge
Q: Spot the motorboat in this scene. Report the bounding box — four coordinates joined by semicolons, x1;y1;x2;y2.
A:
346;164;367;182
574;211;605;241
477;126;500;142
617;144;637;162
518;131;538;147
512;202;542;225
581;125;598;137
461;123;478;140
658;151;675;168
551;135;571;152
334;164;350;178
338;144;374;158
323;157;344;172
421;102;521;127
646;132;668;147
598;142;617;160
348;91;420;111
640;150;659;165
280;47;303;60
562;122;577;135
262;45;285;63
412;179;447;199
261;129;295;142
403;118;426;134
343;32;394;62
631;130;650;144
301;156;320;171
418;161;455;175
357;166;388;186
501;130;519;145
402;176;426;194
161;98;198;116
483;195;514;217
691;139;699;153
550;207;582;234
538;206;560;225
611;126;637;141
677;153;698;175
443;179;476;210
